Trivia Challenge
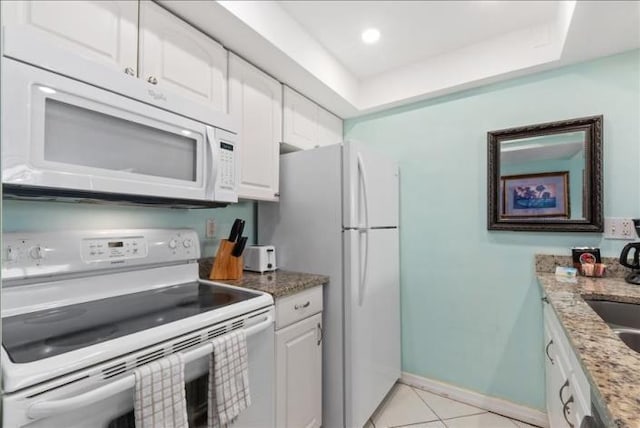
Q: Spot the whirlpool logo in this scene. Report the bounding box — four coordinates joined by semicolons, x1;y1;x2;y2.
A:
148;89;167;101
110;260;126;265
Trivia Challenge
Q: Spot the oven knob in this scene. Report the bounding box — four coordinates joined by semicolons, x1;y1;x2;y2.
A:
168;239;178;249
5;247;18;262
29;246;44;260
183;239;192;248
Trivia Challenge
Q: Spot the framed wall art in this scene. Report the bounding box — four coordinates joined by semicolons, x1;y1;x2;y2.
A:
501;171;570;218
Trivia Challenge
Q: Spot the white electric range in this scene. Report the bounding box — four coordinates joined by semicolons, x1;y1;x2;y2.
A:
2;228;275;428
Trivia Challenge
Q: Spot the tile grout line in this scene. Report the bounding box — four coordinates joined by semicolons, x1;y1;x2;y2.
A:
407;385;447;427
376;383;535;428
435;410;527;426
408;384;490;426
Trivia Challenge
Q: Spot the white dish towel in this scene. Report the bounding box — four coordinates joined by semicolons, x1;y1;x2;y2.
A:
208;330;251;428
133;353;188;428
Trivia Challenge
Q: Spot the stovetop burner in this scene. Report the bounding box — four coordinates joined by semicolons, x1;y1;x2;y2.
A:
2;282;260;363
177;292;234;308
45;325;119;348
24;307;87;324
159;284;196;295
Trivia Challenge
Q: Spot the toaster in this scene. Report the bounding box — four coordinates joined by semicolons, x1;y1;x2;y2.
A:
243;245;277;273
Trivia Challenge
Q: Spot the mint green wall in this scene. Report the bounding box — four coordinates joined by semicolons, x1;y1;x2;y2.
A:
2;200;255;257
345;50;640;411
502;153;584;219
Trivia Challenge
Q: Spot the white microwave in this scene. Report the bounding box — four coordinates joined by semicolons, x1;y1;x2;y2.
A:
1;57;238;206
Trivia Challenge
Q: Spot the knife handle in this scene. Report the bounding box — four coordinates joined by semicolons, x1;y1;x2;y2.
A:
237;220;245;240
232;236;247;257
228;218;242;242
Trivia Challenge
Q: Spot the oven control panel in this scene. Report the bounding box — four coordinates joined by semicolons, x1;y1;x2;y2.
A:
81;237;147;262
2;229;200;281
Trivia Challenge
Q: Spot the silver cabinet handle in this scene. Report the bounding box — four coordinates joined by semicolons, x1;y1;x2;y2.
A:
562;395;575;427
147;76;158;85
294;301;310;310
545;340;554;365
317;322;323;346
124;67;135;76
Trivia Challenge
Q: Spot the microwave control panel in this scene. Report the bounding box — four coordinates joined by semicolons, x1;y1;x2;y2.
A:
219;141;235;189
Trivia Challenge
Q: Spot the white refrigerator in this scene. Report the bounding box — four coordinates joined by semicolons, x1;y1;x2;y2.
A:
259;141;401;428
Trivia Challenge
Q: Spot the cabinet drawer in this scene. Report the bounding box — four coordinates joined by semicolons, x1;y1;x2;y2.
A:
276;286;323;329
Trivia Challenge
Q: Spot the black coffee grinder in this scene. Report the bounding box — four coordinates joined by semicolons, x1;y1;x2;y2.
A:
620;219;640;285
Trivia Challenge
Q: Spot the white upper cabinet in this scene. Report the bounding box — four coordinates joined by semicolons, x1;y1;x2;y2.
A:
1;0;138;74
317;106;343;148
139;1;228;112
229;53;282;201
283;86;343;151
283;86;319;150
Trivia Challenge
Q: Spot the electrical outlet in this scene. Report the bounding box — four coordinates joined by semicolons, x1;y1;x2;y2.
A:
621;218;636;238
206;219;216;238
604;217;637;240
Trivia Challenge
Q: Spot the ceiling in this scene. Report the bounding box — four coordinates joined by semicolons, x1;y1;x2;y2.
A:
501;142;584;165
279;1;560;79
161;0;640;118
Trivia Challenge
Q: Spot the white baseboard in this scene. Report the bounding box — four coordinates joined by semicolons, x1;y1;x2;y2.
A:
400;372;549;428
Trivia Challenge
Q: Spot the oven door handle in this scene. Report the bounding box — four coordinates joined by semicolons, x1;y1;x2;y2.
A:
27;315;273;420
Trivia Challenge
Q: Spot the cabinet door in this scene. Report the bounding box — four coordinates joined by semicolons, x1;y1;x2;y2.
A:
317;106;343;147
138;1;227;112
283;86;319;150
229;53;282;201
1;0;137;74
276;313;322;428
544;309;578;428
544;323;567;428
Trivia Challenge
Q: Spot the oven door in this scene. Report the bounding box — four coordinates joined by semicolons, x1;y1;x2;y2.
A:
2;310;275;428
1;58;221;202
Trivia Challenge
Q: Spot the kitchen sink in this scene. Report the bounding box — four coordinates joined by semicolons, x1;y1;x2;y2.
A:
616;330;640;354
585;299;640;330
584;299;640;354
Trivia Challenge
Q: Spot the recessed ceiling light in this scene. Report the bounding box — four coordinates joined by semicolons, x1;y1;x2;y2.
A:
361;28;380;45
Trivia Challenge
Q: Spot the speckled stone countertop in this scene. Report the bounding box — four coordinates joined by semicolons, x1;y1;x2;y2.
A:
198;259;329;298
536;255;640;428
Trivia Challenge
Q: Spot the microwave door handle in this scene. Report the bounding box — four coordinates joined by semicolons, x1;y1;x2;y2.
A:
27;315;273;420
206;126;217;194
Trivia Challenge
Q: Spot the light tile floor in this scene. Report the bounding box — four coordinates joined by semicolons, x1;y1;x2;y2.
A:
366;383;540;428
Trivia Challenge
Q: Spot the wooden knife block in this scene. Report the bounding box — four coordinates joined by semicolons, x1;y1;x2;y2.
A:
210;239;243;280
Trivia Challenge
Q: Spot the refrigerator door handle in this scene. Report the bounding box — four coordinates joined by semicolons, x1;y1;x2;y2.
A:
357;153;370;306
358;228;369;306
357;153;370;230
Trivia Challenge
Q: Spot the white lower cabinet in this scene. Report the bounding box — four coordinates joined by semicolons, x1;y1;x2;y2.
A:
543;299;591;428
275;286;323;428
